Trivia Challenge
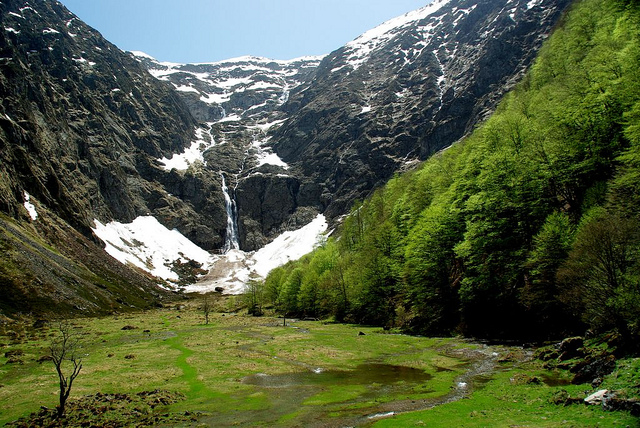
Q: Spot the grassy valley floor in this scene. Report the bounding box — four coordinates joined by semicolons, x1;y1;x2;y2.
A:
0;297;637;427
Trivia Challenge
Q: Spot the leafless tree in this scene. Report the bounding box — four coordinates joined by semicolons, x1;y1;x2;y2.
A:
203;295;212;325
50;320;83;419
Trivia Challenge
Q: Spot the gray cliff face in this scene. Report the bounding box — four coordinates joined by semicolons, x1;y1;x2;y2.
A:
0;0;234;251
270;0;571;219
141;0;571;239
0;0;192;227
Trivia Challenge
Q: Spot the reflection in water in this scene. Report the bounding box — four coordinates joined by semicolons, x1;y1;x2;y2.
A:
243;363;433;389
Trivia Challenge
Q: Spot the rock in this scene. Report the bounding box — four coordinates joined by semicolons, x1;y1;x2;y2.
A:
603;396;640;416
571;354;616;385
270;0;572;222
121;325;138;330
584;389;609;405
4;349;24;358
559;336;584;360
36;355;53;363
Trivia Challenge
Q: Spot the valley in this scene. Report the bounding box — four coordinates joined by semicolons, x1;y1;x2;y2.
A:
1;0;640;425
1;299;637;427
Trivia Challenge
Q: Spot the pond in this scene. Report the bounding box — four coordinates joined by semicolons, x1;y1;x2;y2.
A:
243;363;434;389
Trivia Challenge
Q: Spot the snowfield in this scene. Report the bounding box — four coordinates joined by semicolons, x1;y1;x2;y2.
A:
93;216;213;285
92;214;328;293
185;214;328;294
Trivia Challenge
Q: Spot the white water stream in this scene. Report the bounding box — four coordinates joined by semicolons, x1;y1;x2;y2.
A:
220;173;240;252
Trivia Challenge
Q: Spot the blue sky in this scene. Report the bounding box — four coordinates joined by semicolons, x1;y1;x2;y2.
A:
57;0;430;63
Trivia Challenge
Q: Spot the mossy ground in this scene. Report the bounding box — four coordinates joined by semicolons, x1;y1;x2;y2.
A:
0;297;637;427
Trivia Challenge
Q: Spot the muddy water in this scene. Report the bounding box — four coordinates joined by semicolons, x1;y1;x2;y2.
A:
243;363;433;389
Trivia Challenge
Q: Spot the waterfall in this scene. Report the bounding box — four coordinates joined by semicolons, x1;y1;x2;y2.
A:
220;173;240;252
278;78;290;104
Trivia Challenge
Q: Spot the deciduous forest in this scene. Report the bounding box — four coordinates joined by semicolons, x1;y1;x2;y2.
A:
263;0;640;343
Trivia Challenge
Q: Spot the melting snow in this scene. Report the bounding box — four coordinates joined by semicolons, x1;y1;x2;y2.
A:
200;92;231;104
342;0;452;70
252;118;287;131
253;141;289;169
185;214;328;294
91;213;327;293
218;114;242;123
23;192;37;221
130;50;155;60
158;126;215;171
92;216;213;285
174;84;200;94
527;0;542;9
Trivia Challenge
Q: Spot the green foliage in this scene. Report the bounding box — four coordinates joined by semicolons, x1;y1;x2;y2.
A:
558;209;640;336
264;0;640;340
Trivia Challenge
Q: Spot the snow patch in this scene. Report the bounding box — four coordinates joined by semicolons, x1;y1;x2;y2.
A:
185;214;328;294
200;92;231;105
252;214;327;277
130;50;156;60
174;84;199;94
158;126;215;171
92;216;213;284
253;138;289;169
23;192;37;221
218;114;242;123
527;0;542;9
252;118;287;131
342;0;451;70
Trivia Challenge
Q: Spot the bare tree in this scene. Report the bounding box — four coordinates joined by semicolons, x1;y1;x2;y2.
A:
50;320;83;419
203;295;212;325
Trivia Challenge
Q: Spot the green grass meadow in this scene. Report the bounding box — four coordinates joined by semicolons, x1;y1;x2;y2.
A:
0;299;637;427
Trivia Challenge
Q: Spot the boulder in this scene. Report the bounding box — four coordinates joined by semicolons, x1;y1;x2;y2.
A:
584;389;609;405
559;336;584;361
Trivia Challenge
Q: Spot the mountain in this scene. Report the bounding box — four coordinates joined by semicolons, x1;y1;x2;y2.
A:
138;0;570;232
0;0;206;314
270;0;571;218
132;53;323;123
0;0;571;315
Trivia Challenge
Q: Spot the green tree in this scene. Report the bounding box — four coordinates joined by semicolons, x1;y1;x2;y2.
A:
558;209;640;338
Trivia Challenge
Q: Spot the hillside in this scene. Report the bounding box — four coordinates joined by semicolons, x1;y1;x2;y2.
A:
263;0;640;342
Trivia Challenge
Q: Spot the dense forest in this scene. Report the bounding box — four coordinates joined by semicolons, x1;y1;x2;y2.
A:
258;0;640;341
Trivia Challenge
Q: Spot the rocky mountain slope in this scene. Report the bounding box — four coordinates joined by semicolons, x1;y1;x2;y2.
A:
140;0;570;231
0;0;571;315
271;0;572;218
0;0;207;314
